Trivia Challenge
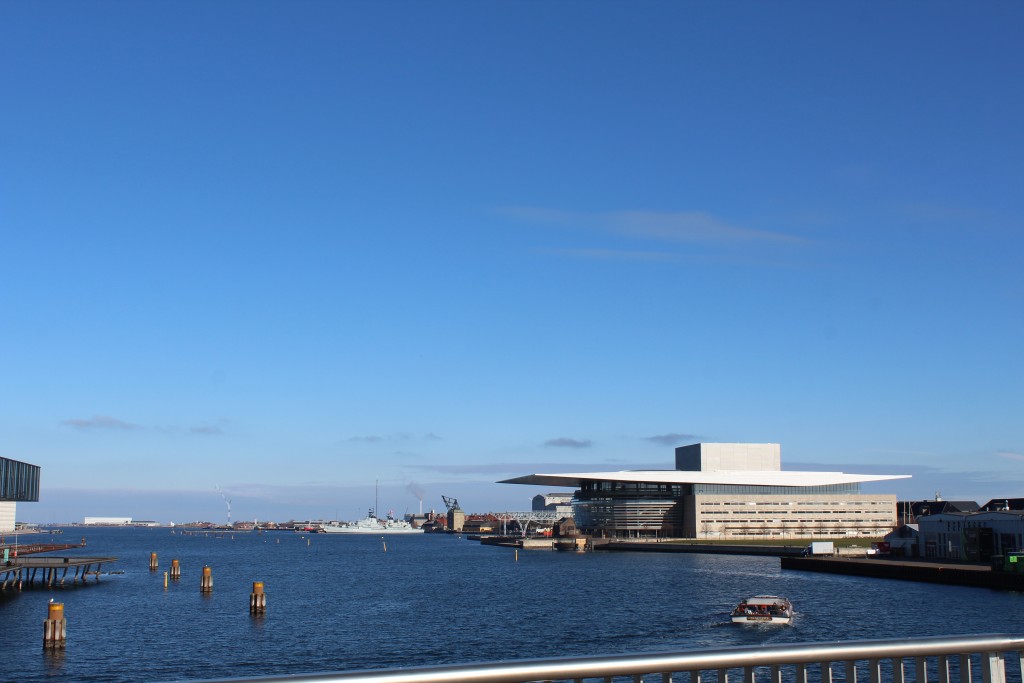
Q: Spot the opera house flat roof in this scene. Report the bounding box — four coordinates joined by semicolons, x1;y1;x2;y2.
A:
499;470;911;488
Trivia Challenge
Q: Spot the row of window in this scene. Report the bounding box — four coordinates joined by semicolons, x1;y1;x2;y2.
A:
693;484;860;495
701;500;891;507
700;510;892;518
579;482;866;496
701;518;893;525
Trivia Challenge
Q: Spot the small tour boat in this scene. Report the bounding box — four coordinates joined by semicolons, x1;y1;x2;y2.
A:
730;595;793;624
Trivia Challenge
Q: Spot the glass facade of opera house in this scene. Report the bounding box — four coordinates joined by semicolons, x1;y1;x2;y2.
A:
506;443;903;540
1;457;40;502
1;456;41;533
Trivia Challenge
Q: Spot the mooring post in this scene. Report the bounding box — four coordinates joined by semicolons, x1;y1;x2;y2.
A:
249;581;266;614
170;559;181;580
149;552;158;570
43;601;66;648
200;565;213;593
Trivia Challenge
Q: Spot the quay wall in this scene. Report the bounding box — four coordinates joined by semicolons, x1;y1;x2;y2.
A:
601;542;805;557
781;557;1024;591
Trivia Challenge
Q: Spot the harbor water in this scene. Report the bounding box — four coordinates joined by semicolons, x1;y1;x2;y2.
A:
2;528;1024;682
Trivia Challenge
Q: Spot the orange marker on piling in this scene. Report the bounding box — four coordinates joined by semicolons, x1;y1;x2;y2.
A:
200;565;213;593
43;601;66;648
250;581;266;614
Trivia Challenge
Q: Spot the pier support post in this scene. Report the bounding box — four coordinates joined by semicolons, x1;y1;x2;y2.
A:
249;581;266;614
170;559;181;580
149;552;158;570
43;602;66;648
200;565;213;593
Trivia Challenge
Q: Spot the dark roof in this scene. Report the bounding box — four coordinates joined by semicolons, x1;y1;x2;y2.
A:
903;500;979;517
980;498;1024;512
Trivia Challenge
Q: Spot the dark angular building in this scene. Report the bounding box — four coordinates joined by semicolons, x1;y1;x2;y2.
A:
1;456;41;532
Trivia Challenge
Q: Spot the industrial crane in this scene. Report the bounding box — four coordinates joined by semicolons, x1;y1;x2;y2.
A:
441;495;461;511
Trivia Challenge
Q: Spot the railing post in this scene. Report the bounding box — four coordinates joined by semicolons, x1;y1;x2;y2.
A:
846;659;857;683
893;657;906;683
980;652;1006;683
868;658;881;683
916;656;929;683
938;655;952;683
959;654;972;683
820;662;833;683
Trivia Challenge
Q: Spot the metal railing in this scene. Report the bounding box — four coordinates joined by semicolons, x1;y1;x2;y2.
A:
184;634;1024;683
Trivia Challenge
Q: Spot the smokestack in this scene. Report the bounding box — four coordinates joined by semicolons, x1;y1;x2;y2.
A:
406;482;426;516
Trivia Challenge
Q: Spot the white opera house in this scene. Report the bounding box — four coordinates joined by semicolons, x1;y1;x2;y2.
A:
500;443;909;540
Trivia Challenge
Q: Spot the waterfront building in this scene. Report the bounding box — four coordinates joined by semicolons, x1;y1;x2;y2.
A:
897;496;979;525
0;456;41;533
884;523;921;557
917;510;1024;561
500;443;908;540
532;493;574;517
83;516;133;526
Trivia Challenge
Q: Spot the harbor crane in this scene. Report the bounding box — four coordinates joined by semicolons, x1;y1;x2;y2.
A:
441;495;461;511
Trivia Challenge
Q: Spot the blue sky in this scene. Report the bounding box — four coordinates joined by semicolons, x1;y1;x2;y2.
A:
2;1;1021;524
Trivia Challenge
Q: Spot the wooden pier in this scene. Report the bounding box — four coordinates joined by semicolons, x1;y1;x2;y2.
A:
1;556;118;591
0;541;86;556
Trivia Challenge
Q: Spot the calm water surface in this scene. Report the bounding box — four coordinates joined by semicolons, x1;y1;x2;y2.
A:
2;528;1022;682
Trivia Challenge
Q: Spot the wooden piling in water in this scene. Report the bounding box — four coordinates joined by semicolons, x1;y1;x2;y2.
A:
200;565;213;593
249;581;266;614
149;552;158;570
170;559;181;580
43;602;66;648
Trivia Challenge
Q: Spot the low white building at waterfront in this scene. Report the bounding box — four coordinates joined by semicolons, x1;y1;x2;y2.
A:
501;442;908;540
83;516;133;526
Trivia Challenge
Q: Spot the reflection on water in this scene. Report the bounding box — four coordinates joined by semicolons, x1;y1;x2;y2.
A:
3;528;1024;682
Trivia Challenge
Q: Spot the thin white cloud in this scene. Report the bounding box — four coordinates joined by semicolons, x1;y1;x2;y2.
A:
542;247;680;262
347;433;426;443
604;210;806;245
996;450;1024;462
644;433;697;446
899;202;989;223
503;206;806;246
63;415;228;435
864;448;937;459
191;425;224;436
544;437;592;449
62;415;139;431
